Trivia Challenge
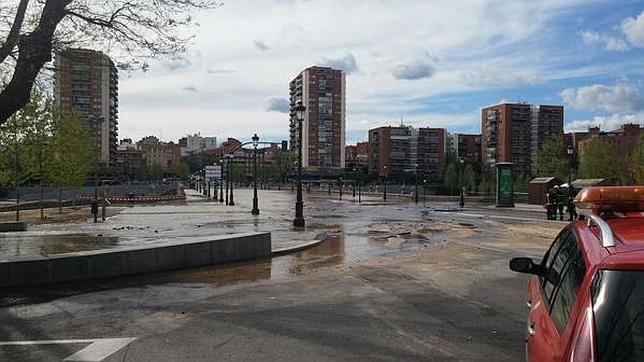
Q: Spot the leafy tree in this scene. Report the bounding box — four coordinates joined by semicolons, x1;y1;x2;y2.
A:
462;163;478;193
176;161;190;181
536;135;568;178
442;162;458;195
21;92;54;219
477;172;495;197
47;110;93;210
628;133;643;185
0;0;221;125
579;137;622;179
147;164;164;181
0;104;30;190
272;151;293;182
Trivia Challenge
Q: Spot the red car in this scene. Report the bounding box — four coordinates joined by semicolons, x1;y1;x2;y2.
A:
510;186;644;361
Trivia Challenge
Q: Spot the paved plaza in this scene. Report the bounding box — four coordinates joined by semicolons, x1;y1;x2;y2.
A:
0;188;563;361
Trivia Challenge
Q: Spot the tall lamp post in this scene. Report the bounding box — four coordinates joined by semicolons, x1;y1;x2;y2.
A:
382;165;388;201
219;158;224;203
459;158;465;209
352;167;356;198
225;157;229;205
358;170;362;203
251;133;260;215
566;145;574;185
228;155;235;206
293;100;306;228
414;163;419;203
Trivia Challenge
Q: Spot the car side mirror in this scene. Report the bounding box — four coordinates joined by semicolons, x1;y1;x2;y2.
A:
510;257;544;276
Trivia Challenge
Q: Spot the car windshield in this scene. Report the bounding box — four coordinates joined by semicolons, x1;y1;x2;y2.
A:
592;270;644;362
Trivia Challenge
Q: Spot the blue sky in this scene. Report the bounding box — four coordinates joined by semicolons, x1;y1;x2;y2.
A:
118;0;644;145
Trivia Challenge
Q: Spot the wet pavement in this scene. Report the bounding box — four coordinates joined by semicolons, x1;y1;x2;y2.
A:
0;188;465;258
0;187;554;260
0;198;563;361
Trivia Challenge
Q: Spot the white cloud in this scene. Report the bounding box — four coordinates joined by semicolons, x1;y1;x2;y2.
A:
319;54;359;74
163;57;192;71
253;40;270;51
622;11;644;48
205;67;235;75
117;0;621;141
265;97;289;113
391;61;435;80
566;112;644;132
580;30;628;51
561;83;643;113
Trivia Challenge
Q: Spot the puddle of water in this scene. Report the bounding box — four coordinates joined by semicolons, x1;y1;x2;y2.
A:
0;233;119;257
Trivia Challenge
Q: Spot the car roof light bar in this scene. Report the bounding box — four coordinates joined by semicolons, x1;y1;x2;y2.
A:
588;214;615;248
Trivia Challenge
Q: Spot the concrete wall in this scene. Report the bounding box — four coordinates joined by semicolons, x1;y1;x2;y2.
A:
0;232;271;287
0;222;26;232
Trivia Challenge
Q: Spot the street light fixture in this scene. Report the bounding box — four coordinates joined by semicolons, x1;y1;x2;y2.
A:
414;163;419;204
383;165;388;201
228;154;235;206
567;145;574;185
219;158;224;203
459;158;465;209
352;167;356;198
458;157;465;209
251;133;260;215
293;100;306;228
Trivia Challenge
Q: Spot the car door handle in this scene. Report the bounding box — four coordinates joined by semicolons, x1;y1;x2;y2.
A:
528;323;536;337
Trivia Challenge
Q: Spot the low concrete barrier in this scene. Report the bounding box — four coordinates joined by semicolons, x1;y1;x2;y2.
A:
0;221;26;232
0;232;271;287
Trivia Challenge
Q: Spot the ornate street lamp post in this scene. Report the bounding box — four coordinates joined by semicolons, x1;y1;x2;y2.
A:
252;133;260;215
567;145;574;185
414;163;419;203
352;167;356;198
219;158;224;203
358;168;362;203
228;155;235;206
382;165;388;201
459;158;465;209
293;100;306;228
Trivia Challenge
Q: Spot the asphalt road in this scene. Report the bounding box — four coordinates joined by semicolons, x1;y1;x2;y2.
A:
0;208;562;361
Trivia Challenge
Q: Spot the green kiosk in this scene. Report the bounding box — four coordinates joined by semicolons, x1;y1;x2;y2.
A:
496;162;514;207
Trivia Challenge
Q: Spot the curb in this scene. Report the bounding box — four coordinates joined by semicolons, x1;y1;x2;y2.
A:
271;238;326;256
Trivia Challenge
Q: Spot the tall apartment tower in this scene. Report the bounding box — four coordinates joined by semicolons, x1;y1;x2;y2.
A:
368;125;446;178
482;103;563;174
55;49;119;165
531;105;564;173
289;66;346;170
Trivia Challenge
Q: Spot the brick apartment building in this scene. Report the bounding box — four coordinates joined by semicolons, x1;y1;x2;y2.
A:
482;103;563;174
137;136;181;173
576;123;642;173
345;141;369;170
54;48;119;165
368;125;446;178
449;133;482;170
289;66;346;171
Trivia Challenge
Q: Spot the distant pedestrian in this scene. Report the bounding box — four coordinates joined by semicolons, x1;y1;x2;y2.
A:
554;186;564;221
545;189;556;220
567;188;578;221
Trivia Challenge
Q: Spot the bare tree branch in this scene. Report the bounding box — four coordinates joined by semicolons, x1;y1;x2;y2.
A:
0;0;30;65
0;0;222;125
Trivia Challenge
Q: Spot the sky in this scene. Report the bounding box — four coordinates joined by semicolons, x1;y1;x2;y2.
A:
117;0;644;145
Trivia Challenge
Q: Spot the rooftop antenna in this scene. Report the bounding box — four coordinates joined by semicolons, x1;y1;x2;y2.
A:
400;115;404;126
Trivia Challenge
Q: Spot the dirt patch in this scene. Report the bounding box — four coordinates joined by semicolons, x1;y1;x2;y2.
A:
0;206;123;225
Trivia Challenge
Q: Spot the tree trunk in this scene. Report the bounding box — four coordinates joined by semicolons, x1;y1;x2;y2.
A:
0;0;71;125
